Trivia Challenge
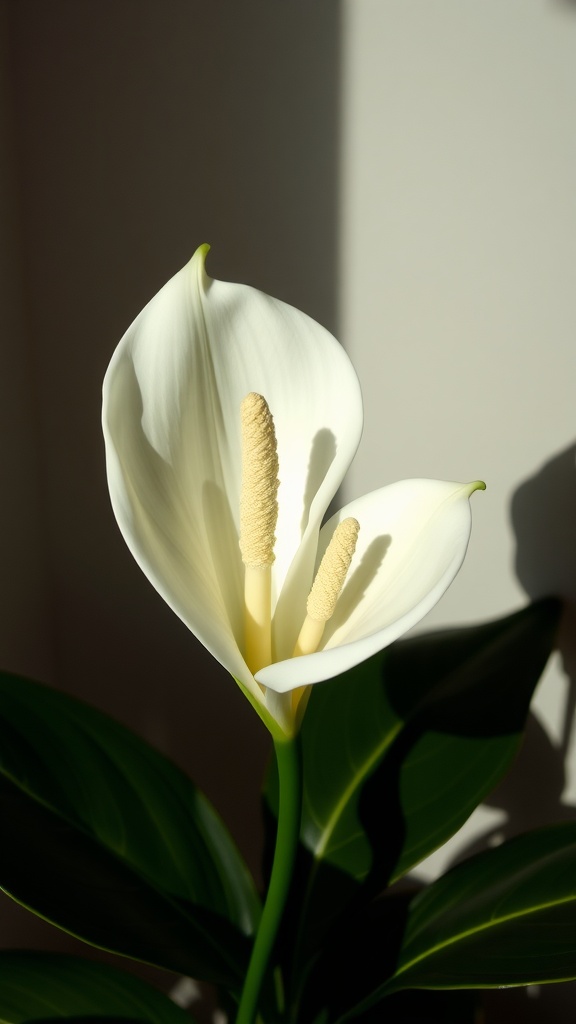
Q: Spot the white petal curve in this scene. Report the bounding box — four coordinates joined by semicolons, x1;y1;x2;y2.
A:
257;479;481;693
102;246;362;697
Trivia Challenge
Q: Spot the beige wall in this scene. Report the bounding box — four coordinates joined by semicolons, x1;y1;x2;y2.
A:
341;3;576;1018
342;0;576;840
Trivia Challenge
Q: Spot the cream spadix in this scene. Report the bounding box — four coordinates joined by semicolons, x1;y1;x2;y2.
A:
294;518;360;659
239;392;279;674
102;245;483;738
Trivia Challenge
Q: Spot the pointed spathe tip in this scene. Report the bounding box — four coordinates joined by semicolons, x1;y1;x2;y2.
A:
196;242;211;260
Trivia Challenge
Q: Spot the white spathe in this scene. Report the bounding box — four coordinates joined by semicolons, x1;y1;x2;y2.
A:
102;246;481;735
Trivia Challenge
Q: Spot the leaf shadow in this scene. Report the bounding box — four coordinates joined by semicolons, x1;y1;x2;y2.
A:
445;443;576;866
511;442;576;755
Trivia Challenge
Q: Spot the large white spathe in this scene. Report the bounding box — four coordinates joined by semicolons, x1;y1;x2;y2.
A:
103;246;482;736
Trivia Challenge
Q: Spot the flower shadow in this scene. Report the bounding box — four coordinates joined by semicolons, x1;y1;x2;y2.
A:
508;443;576;806
300;428;337;536
440;443;576;866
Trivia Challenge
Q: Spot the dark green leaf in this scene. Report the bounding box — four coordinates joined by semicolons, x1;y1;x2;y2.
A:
264;600;561;1009
0;768;248;986
299;599;560;889
298;887;479;1023
0;672;258;929
374;822;576;1001
0;951;195;1023
306;826;576;1018
0;672;257;986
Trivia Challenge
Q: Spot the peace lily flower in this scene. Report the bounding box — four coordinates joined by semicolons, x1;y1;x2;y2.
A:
102;245;483;739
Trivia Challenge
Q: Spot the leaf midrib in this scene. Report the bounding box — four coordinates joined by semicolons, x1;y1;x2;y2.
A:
0;768;244;982
311;721;403;860
393;891;576;983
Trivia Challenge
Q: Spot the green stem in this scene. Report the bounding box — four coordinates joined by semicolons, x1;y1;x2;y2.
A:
236;735;302;1024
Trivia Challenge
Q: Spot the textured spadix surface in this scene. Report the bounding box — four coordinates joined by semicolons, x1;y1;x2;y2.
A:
103;246;481;733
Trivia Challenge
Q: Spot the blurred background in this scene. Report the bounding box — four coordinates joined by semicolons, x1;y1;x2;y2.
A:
1;1;576;1020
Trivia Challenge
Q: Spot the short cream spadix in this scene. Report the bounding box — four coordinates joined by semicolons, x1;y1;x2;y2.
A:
102;245;484;738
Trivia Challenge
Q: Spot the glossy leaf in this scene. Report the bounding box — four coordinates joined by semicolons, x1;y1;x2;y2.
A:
0;671;258;928
359;822;576;1010
1;773;249;985
300;599;560;886
0;672;257;986
296;888;480;1023
264;600;561;1003
304;824;576;1020
0;951;195;1023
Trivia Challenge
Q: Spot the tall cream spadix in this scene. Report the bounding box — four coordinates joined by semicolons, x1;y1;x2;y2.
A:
239;393;280;674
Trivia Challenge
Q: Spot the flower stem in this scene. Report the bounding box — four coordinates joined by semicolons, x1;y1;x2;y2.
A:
236;735;302;1024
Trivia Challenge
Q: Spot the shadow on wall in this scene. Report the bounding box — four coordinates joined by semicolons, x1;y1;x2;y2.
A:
440;443;576;864
471;443;576;847
460;445;576;1023
449;445;576;851
512;442;576;755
